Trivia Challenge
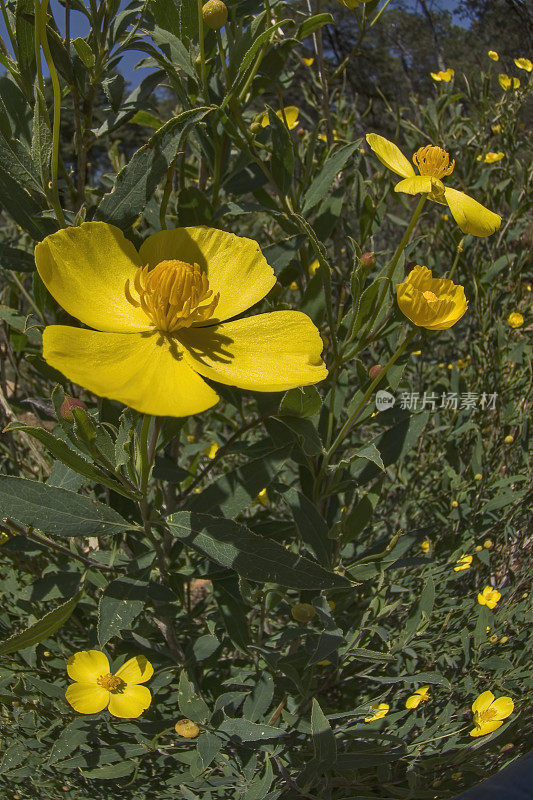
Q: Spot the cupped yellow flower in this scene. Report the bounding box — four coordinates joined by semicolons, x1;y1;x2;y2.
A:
365;703;389;723
302;56;314;66
430;68;454;82
261;106;299;131
499;74;520;90
35;224;327;417
256;487;269;506
483;152;505;163
477;586;501;610
175;718;200;738
365;134;501;237
507;312;524;328
65;650;152;718
396;266;468;330
514;58;532;72
454;554;473;572
470;691;514;737
491;123;502;133
204;441;219;459
318;129;340;142
488;51;499;61
420;539;430;553
406;686;430;709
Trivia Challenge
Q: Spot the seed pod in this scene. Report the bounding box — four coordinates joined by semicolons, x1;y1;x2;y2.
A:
291;602;316;623
175;719;200;738
202;0;228;30
60;396;88;422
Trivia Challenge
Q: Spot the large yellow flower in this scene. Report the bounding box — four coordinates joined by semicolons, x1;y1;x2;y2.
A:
65;650;153;718
470;691;514;737
396;266;468;330
35;223;327;417
366;134;501;237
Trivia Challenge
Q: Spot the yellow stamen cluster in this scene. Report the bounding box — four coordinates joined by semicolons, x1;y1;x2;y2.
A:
413;145;455;179
97;673;124;692
126;260;219;332
422;290;438;303
474;708;497;725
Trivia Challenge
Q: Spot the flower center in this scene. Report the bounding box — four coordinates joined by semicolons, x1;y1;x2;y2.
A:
475;708;497;724
126;260;219;332
97;672;125;692
422;290;439;303
413;145;455;179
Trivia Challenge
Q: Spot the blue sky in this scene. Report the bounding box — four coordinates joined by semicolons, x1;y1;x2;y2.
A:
0;0;465;89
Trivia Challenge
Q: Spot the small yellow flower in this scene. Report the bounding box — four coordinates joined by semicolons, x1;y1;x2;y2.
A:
65;651;152;718
187;434;196;443
470;691;514;737
483;539;493;549
365;703;390;723
396;266;468;330
451;500;459;508
430;68;454;82
35;224;326;417
412;350;422;355
499;74;520;90
504;434;514;444
474;473;482;481
302;56;314;66
308;259;320;276
483;152;505;164
491;124;502;133
205;441;219;459
507;312;524;328
406;686;430;709
289;281;298;290
175;719;200;738
365;134;501;237
490;634;499;643
478;586;501;610
420;539;430;553
475;545;483;552
261;106;299;131
488;51;499;61
454;554;473;572
291;602;316;623
256;488;269;506
514;58;532;72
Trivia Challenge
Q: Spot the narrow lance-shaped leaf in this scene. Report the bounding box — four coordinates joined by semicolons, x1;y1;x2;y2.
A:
0;591;82;656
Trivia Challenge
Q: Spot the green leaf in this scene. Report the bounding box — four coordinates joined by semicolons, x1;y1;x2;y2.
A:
302;141;360;215
0;243;35;272
72;37;95;67
178;669;210;723
130;110;163;130
279;386;322;418
0;164;57;239
0;591;82;656
167;512;350;590
98;578;147;646
5;423;136;497
296;13;334;40
15;0;36;89
311;698;337;767
80;762;135;780
95;108;211;229
0;476;132;538
351;411;430;484
212;578;251;653
284;487;331;566
217;718;284;743
222;20;291;104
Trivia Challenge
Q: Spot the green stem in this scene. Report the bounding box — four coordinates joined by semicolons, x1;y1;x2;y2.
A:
0;0;17;57
324;328;416;467
447;237;464;281
216;29;231;89
37;0;67;228
197;0;207;96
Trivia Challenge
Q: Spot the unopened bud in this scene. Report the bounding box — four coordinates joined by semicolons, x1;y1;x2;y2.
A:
250;121;262;135
500;636;509;644
202;0;227;29
175;719;200;738
291;602;316;623
489;634;498;643
483;539;493;549
451;500;458;508
475;545;482;552
368;364;383;379
297;127;305;137
60;397;87;422
504;434;514;444
360;251;375;268
474;473;482;481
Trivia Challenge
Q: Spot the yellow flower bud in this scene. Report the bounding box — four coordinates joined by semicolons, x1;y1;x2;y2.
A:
483;539;493;549
291;602;316;623
475;545;483;552
504;434;514;444
201;0;228;29
368;364;383;379
488;50;499;61
474;473;482;481
489;634;498;643
175;719;200;738
451;500;459;508
507;312;524;328
500;636;508;644
60;396;88;422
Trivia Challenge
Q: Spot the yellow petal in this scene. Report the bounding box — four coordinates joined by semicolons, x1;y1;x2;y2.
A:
491;697;514;720
67;650;110;683
138;227;275;323
472;691;494;714
115;655;154;685
365;133;415;178
514;58;532;72
394;175;437;195
35;222;150;333
65;682;109;714
43;326;219;417
444;187;501;237
107;684;152;718
405;695;421;709
178;310;327;392
469;720;503;737
279;106;299;130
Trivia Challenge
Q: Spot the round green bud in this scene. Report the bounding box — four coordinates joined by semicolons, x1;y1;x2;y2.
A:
202;0;228;30
291;602;316;623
